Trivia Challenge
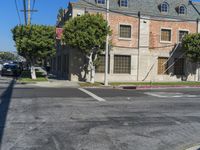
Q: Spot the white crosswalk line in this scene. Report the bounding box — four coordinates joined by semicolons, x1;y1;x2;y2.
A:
145;92;197;98
79;88;106;102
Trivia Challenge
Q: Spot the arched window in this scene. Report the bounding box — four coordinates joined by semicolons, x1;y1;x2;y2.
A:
179;5;186;14
161;2;169;13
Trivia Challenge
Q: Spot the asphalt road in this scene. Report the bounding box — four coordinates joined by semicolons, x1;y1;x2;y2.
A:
1;77;200;150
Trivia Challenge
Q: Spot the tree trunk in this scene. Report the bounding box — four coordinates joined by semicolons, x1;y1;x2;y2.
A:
87;53;95;83
31;66;36;79
90;65;95;84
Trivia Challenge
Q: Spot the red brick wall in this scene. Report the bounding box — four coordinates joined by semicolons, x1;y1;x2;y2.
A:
149;20;197;51
109;13;139;48
84;10;198;50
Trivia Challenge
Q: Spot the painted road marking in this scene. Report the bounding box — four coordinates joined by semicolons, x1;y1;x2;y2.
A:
145;92;197;98
79;88;106;102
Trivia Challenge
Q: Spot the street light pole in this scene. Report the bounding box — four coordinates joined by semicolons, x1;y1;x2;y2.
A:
104;0;109;86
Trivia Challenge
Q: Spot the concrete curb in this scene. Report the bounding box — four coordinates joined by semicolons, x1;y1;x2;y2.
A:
119;85;200;90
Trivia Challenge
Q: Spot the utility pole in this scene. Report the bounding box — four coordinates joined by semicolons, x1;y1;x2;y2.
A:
104;0;109;86
28;0;31;25
21;0;37;25
23;0;27;25
137;11;141;81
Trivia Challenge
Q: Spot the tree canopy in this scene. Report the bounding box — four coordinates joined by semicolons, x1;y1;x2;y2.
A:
12;25;56;65
62;13;111;83
182;33;200;62
62;13;110;56
0;52;18;61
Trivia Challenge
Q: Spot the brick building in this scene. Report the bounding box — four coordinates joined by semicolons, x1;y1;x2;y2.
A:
52;0;200;82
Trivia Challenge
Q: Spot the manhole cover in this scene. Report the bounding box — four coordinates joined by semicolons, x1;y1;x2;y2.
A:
185;144;200;150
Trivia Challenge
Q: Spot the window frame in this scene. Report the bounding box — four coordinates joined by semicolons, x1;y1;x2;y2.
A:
160;2;169;13
177;29;189;43
96;0;105;5
95;55;110;73
120;0;128;7
160;28;172;43
179;5;186;15
113;55;131;74
157;57;169;75
119;24;132;39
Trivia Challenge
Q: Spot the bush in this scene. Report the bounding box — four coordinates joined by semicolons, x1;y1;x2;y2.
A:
20;70;31;78
36;71;46;78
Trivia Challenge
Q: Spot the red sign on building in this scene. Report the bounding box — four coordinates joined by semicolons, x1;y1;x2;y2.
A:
56;28;63;40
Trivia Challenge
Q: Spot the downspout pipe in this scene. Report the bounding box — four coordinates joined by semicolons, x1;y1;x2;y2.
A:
197;18;199;33
137;11;141;81
196;18;200;81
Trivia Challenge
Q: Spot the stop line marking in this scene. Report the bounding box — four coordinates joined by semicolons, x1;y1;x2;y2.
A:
79;88;106;102
145;92;198;98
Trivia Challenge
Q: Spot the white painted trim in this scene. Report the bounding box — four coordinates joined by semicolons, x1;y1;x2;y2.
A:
118;23;132;39
160;27;173;43
177;29;189;43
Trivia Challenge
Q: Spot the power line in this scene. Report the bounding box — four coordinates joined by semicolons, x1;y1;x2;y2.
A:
14;0;22;24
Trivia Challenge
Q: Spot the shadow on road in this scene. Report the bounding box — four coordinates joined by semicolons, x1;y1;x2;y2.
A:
0;79;15;147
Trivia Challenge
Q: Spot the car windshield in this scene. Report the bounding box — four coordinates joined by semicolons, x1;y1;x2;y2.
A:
4;65;17;69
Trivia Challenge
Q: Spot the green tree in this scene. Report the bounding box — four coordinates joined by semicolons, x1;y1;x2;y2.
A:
12;25;56;79
0;52;18;61
62;14;110;83
57;8;65;22
182;33;200;62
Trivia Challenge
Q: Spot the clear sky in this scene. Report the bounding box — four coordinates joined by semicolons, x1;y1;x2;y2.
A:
0;0;199;52
0;0;76;52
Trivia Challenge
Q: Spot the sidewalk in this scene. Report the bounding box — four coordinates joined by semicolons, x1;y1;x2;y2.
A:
31;78;80;88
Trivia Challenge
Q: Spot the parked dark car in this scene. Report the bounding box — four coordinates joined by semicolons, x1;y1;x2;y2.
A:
1;64;21;77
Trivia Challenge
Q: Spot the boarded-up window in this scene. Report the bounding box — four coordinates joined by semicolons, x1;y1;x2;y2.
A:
174;58;184;75
114;55;131;74
96;55;110;73
179;30;188;42
158;57;168;74
161;29;171;42
120;25;131;38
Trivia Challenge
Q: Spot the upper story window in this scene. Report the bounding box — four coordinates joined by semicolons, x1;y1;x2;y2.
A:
179;30;188;42
161;2;169;13
120;0;128;7
119;24;131;38
179;5;186;15
161;28;172;42
97;0;105;4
